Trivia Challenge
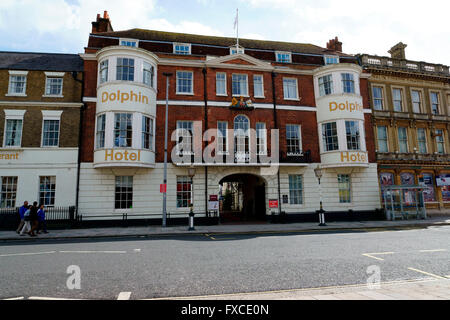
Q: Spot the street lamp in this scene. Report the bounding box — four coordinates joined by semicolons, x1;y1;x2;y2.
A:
314;165;326;226
162;72;173;228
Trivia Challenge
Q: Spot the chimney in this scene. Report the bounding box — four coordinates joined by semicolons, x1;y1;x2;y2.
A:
326;37;342;52
91;11;113;34
388;42;407;59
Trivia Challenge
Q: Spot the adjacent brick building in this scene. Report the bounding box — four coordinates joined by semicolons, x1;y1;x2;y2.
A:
77;12;381;221
359;43;450;210
0;51;83;208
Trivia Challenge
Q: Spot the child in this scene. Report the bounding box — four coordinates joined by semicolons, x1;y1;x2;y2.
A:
37;204;48;234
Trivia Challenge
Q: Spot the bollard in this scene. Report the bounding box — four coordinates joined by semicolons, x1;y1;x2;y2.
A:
188;204;195;231
317;208;326;226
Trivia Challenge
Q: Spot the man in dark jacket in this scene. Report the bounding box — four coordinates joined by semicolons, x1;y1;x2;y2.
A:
16;201;28;234
28;201;39;236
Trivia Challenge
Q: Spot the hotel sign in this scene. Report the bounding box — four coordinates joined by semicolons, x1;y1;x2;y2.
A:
317;96;365;123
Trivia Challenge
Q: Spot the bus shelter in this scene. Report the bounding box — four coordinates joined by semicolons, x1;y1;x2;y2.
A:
382;185;427;221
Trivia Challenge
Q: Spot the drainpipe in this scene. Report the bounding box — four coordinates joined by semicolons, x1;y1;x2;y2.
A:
271;71;282;215
72;71;84;217
202;67;208;217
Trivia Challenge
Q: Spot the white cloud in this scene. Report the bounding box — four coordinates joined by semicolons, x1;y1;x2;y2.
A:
243;0;450;64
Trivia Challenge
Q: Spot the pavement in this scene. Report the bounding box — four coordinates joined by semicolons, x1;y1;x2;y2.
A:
1;215;450;241
149;278;450;300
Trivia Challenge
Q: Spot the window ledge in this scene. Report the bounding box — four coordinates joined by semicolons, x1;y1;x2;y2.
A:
176;92;194;96
254;96;265;99
232;95;250;98
284;98;300;101
42;95;64;98
216;94;228;97
5;93;27;97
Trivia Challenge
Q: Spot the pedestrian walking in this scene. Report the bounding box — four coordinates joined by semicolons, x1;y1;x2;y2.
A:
37;204;48;234
19;205;32;236
28;201;39;236
16;201;28;233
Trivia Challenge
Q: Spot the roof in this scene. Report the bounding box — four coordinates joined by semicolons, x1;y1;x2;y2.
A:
0;51;84;72
96;29;351;57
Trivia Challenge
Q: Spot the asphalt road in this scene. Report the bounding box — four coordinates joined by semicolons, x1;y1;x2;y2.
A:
0;226;449;300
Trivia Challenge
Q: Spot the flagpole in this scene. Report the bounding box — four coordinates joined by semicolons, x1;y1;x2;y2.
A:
236;8;239;51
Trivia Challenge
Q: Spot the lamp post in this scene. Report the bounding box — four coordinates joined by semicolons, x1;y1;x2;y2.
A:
314;165;326;226
162;72;173;227
188;167;196;231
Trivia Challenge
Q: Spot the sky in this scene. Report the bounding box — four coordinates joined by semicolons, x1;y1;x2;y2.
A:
0;0;449;65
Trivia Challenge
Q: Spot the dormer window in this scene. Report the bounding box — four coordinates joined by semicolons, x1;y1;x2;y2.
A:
173;43;191;55
120;39;138;47
230;46;245;55
276;51;292;63
7;71;28;96
44;72;64;97
324;55;339;65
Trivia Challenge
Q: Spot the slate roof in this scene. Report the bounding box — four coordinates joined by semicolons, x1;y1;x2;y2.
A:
0;51;83;72
96;29;352;57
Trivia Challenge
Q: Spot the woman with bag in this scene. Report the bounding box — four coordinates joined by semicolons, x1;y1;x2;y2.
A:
19;205;32;236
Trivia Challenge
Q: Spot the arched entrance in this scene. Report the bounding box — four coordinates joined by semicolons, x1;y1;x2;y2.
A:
219;174;266;222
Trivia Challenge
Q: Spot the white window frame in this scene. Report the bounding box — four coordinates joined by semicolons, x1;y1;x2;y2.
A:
41;110;63;148
318;74;333;97
345;120;361;151
116;57;135;81
119;38;139;47
392;86;406;112
289;175;303;205
286;124;302;155
39;176;56;207
410;88;424;114
99;59;109;85
216;72;227;96
435;129;445;154
3;110;25;148
324;55;339;65
217;121;228;154
176;176;193;208
141;115;154;151
232;74;249;97
283;77;299;101
7;71;28;96
371;85;385;111
176;121;194;155
96;113;106;149
429;91;441;115
44;72;65;97
230;46;245;55
0;176;18;208
142;61;154;88
417;127;427;154
338;174;352;204
176;71;194;95
397;127;409;153
253;74;264;98
275;51;292;63
376;125;389;153
256;122;267;155
173;43;192;55
115;176;133;210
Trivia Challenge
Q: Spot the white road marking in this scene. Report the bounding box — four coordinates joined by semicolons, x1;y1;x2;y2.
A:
419;249;447;253
133;249;141;252
59;251;127;254
0;251;56;257
362;252;394;261
28;296;82;300
407;268;447;280
117;292;132;300
3;297;24;300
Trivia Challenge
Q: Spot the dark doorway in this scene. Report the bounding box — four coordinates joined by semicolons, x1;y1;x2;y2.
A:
219;174;266;223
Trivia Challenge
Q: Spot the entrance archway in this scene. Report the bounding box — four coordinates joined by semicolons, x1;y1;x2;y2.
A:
219;174;266;222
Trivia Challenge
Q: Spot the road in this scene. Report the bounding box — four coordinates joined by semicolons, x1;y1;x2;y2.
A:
0;225;449;300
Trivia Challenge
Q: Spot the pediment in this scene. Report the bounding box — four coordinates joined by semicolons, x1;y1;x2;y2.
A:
206;53;273;70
